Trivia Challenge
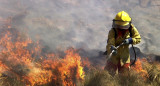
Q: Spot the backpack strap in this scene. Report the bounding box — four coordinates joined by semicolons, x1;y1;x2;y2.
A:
113;28;117;39
128;26;132;37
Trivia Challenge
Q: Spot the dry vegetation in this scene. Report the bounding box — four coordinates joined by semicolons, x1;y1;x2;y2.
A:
0;28;159;86
0;0;159;86
1;49;160;86
84;59;160;86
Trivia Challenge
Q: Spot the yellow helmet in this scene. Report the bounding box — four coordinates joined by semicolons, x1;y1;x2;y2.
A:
114;11;131;26
114;11;131;21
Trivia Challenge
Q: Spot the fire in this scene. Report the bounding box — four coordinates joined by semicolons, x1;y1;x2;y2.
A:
42;49;85;86
132;59;148;78
0;61;9;73
23;67;53;85
0;30;86;86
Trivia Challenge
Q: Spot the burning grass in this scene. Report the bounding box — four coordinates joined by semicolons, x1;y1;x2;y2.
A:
0;29;160;86
84;58;160;86
0;30;86;86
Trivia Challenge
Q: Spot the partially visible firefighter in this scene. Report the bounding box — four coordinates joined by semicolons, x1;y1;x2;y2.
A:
104;11;141;75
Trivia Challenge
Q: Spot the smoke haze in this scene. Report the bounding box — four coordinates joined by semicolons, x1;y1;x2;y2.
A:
0;0;160;55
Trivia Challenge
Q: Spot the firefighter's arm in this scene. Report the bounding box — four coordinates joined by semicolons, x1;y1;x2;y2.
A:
131;26;141;45
106;29;116;55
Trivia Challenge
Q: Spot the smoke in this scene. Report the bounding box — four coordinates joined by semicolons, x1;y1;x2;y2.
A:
0;0;160;55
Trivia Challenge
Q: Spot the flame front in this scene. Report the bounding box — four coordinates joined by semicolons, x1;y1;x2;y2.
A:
132;59;148;78
0;31;86;86
43;49;85;86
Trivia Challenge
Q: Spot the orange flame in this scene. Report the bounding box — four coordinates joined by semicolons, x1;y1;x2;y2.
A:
0;61;9;73
132;59;148;78
0;31;87;86
42;49;85;86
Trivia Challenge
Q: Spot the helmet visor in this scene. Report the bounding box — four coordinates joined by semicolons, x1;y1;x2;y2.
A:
112;20;131;29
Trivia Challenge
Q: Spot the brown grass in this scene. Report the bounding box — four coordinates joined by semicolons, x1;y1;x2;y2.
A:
1;60;160;86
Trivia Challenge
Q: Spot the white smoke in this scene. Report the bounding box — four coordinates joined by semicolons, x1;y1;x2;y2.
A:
0;0;159;55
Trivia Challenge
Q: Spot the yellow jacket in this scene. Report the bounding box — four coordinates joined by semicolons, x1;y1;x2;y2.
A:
106;24;141;66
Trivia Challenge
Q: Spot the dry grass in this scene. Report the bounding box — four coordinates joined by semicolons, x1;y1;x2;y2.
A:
84;60;160;86
1;60;160;86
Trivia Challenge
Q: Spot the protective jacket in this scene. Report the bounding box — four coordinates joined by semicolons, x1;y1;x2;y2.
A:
106;24;141;66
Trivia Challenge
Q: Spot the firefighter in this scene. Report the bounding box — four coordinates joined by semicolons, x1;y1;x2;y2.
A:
104;11;141;75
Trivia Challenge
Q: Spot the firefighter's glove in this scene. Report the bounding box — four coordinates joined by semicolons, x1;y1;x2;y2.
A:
110;45;117;55
123;38;133;44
